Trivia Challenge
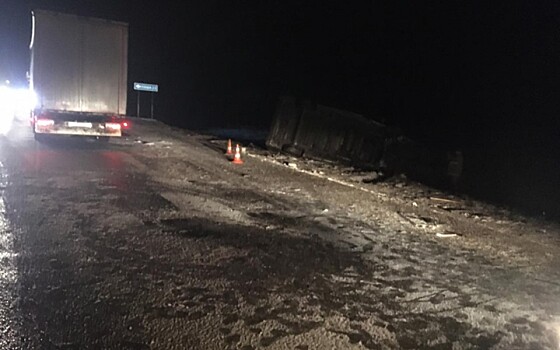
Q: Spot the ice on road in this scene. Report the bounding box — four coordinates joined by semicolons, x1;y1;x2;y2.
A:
0;118;559;349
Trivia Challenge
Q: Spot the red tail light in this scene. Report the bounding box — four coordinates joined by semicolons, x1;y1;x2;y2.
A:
120;120;131;130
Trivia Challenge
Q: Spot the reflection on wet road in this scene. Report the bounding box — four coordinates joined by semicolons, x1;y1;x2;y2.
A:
0;160;21;349
20;148;127;173
0;120;135;348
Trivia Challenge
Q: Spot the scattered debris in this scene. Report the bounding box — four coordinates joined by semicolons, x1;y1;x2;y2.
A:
360;229;376;235
247;146;541;235
438;206;464;212
430;197;461;204
361;172;380;184
436;232;460;238
346;171;379;184
362;242;374;252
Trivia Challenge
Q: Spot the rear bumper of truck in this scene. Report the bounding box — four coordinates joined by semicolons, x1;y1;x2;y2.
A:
34;120;122;137
32;111;123;137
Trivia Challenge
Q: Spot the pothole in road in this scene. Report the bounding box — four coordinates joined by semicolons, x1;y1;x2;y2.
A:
247;211;304;227
158;218;220;239
114;191;177;212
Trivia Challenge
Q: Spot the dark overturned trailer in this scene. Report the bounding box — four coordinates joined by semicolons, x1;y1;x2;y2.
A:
29;10;129;140
267;97;446;183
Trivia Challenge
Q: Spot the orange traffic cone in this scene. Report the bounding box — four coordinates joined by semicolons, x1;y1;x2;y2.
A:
232;144;244;164
225;139;233;155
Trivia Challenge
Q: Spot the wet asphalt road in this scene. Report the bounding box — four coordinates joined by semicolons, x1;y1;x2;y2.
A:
0;120;145;348
1;118;560;349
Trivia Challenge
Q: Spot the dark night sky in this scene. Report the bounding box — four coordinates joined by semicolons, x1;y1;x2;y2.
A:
2;1;560;150
2;0;560;214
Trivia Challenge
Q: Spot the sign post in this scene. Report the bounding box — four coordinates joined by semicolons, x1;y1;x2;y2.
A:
133;82;159;119
136;91;140;118
151;93;154;119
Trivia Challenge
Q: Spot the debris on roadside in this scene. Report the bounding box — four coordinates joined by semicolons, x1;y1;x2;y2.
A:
285;162;298;169
241;131;556;247
396;211;448;233
339;168;385;185
430;196;461;204
436;232;460;238
438;205;465;212
134;139;173;147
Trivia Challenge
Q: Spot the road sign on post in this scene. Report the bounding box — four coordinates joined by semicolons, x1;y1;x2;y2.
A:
134;82;158;92
133;82;158;118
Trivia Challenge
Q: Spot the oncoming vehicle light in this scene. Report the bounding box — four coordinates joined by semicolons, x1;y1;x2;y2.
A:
13;89;37;117
0;86;14;135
